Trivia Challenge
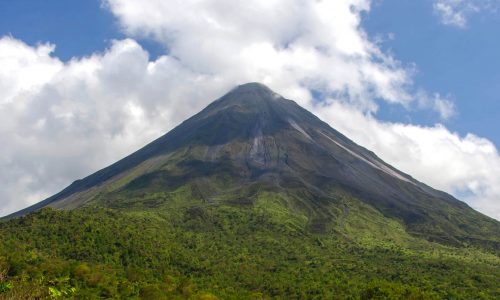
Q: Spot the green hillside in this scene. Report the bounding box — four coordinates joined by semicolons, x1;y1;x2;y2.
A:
1;188;499;299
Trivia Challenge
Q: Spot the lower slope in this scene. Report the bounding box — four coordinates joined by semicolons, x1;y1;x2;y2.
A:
1;188;499;299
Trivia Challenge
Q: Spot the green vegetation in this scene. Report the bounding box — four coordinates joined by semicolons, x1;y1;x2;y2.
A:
1;189;499;299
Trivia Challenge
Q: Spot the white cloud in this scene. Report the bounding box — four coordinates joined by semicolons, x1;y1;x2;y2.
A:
104;0;412;111
433;0;498;28
0;38;62;105
0;0;498;220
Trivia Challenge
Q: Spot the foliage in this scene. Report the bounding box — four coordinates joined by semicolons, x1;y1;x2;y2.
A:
0;199;499;299
0;282;13;293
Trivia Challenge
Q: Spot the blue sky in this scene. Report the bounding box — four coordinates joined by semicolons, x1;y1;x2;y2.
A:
0;0;165;61
0;0;499;219
364;0;500;146
0;0;121;60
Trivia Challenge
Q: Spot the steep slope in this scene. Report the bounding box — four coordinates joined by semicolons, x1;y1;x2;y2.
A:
5;83;500;248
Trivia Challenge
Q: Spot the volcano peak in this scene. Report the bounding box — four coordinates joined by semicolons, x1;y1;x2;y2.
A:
230;82;274;93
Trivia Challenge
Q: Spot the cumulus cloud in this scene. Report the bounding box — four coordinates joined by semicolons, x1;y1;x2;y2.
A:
0;38;62;105
0;0;498;220
105;0;413;111
433;0;498;28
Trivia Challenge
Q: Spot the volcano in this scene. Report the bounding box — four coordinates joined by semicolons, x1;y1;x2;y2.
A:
2;83;499;298
7;82;499;246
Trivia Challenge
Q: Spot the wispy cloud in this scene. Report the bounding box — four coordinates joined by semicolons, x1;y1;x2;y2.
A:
433;96;457;120
433;0;498;28
417;90;457;120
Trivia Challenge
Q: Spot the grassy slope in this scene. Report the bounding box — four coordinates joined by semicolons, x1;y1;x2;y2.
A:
1;186;499;299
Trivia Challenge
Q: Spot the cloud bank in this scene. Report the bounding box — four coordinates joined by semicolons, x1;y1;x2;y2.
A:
0;0;498;220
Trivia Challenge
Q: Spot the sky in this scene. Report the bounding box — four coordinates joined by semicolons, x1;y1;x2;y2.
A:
0;0;499;220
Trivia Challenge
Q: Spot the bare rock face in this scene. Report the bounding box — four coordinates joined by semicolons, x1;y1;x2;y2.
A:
7;82;499;248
